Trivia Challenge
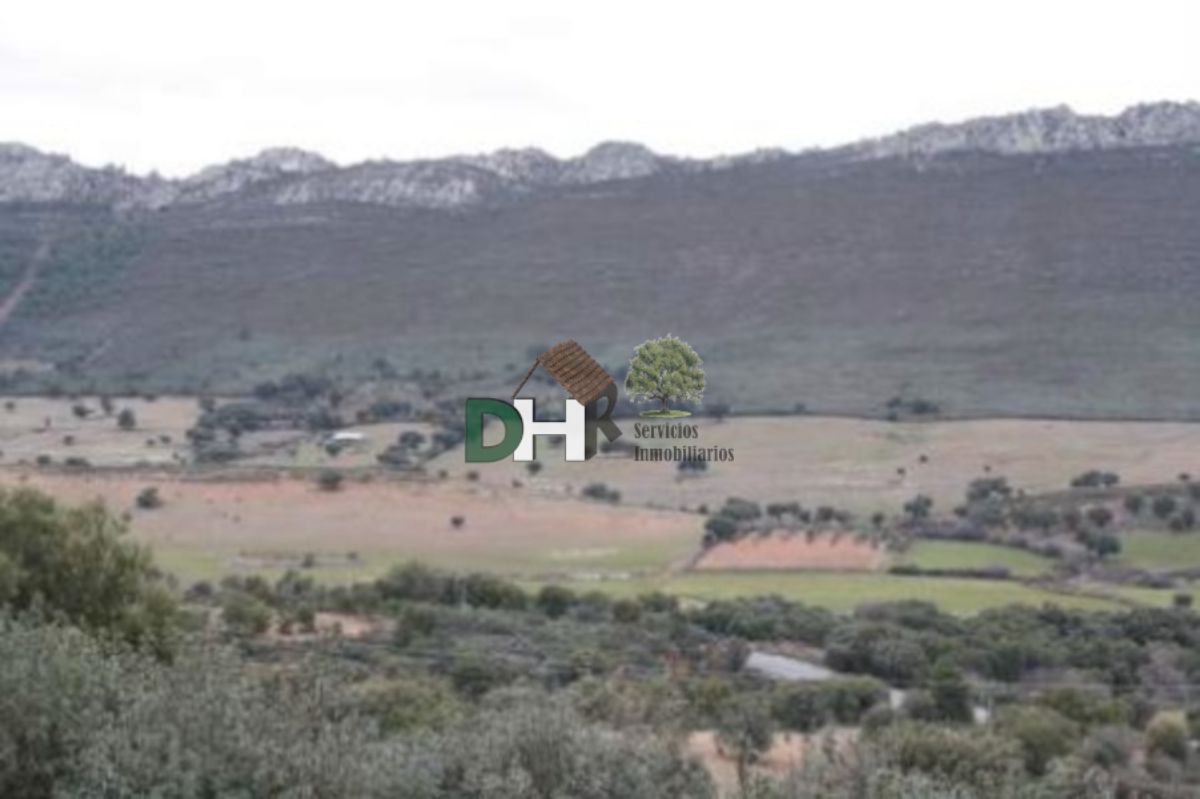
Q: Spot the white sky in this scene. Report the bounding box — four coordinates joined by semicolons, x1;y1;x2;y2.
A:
3;0;1198;177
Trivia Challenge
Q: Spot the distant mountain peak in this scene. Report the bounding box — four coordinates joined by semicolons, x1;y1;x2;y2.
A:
451;147;561;184
179;147;336;202
0;142;146;206
0;142;53;161
852;100;1200;159
563;141;662;183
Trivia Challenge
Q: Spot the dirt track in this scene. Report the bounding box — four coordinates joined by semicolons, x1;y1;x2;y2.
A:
0;243;47;328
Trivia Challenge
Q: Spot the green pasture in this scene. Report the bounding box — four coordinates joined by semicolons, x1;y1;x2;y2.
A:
1116;531;1200;571
896;540;1053;578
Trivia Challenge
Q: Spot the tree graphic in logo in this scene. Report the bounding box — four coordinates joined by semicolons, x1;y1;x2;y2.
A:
625;335;705;417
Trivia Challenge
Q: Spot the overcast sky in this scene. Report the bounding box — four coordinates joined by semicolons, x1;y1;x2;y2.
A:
3;0;1198;176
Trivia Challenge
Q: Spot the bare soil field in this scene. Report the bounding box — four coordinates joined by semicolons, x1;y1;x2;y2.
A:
0;469;700;586
431;416;1200;515
693;532;886;571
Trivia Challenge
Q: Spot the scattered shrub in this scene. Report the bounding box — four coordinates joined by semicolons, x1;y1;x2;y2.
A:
135;487;163;510
315;470;344;492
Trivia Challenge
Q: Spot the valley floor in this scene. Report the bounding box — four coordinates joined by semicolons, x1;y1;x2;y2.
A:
2;396;1198;614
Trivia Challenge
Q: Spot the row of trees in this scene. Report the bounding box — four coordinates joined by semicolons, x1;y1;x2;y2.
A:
702;497;856;546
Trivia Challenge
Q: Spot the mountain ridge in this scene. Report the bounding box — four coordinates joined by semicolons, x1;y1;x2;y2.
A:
4;101;1200;211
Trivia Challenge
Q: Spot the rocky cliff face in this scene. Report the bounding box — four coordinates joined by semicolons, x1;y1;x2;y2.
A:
0;143;164;207
4;101;1200;211
176;147;335;203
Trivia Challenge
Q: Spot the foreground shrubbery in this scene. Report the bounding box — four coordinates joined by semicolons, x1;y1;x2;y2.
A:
0;616;1144;799
752;722;1121;799
0;486;179;657
0;617;714;798
10;489;1200;796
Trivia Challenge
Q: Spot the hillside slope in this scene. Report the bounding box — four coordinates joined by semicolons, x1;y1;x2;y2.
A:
1;106;1199;417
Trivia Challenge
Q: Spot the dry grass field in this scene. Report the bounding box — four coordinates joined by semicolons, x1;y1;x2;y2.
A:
0;395;441;472
0;395;197;467
0;470;700;586
431;416;1200;515
4;403;1200;613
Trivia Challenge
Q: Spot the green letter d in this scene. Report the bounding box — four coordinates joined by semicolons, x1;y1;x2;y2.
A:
464;399;524;462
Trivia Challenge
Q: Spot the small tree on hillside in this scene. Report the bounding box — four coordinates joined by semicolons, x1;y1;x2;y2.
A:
904;494;934;522
716;696;774;794
398;431;426;451
624;335;705;415
929;661;973;722
0;487;177;656
1153;494;1179;520
1083;531;1121;559
1086;506;1114;528
315;470;344;492
117;408;137;430
136;487;163;510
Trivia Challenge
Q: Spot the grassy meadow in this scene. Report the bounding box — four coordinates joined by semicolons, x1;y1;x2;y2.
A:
535;572;1122;615
1116;531;1200;571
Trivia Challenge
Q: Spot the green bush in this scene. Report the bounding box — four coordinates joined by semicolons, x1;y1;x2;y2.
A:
220;592;272;636
773;677;888;732
315;469;344;491
612;598;642;624
356;674;461;733
2;619;715;798
135;486;163;510
1146;712;1189;762
0;619;389;798
448;653;514;699
0;487;178;657
995;705;1079;776
870;721;1024;790
537;585;577;619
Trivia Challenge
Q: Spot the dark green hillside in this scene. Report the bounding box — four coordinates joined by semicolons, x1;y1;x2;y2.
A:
2;146;1200;417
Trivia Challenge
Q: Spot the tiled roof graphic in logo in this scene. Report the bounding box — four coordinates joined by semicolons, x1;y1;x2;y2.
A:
511;340;615;406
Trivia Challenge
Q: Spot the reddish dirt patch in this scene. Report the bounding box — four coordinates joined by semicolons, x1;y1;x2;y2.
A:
694;532;885;571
